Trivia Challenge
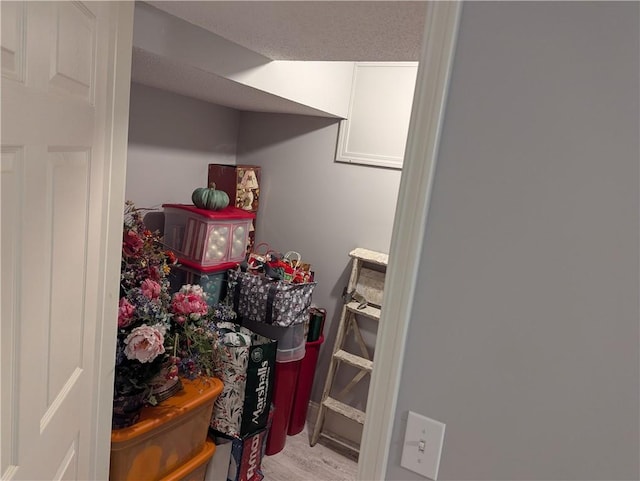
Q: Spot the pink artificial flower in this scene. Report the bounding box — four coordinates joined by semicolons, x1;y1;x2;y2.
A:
123;325;165;363
171;287;208;321
141;279;161;299
123;230;143;257
147;266;161;281
118;297;135;328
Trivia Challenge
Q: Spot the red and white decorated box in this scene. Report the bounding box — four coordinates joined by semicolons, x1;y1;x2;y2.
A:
163;204;255;270
211;428;267;481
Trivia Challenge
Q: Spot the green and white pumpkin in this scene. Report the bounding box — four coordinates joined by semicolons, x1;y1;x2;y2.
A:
192;183;230;210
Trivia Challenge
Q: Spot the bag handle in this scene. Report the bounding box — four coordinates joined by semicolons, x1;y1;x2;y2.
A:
247;243;275;272
283;251;301;270
233;274;241;314
265;281;278;325
253;242;272;256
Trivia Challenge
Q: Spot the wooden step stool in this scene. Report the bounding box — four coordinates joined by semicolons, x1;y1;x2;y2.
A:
310;248;388;453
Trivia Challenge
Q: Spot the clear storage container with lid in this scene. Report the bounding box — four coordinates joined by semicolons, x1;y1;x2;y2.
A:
163;204;255;270
168;264;228;307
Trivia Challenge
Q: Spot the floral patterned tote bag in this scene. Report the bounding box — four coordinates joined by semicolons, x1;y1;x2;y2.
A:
227;270;315;327
210;322;277;437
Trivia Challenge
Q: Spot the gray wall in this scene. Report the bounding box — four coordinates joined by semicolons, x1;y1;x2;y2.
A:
388;2;639;480
126;83;239;209
236;112;401;406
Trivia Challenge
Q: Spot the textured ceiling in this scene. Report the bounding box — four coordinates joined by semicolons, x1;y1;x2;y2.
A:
132;1;427;115
145;1;428;61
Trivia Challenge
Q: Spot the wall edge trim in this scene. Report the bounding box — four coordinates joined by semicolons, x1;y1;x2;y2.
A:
356;2;463;480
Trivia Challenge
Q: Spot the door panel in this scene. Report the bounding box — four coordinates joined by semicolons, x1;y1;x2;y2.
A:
0;1;25;81
1;2;133;479
46;150;90;406
49;2;95;102
1;146;23;479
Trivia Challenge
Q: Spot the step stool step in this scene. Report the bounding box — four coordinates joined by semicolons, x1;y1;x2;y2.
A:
346;302;381;320
333;349;373;372
323;397;366;425
349;248;389;266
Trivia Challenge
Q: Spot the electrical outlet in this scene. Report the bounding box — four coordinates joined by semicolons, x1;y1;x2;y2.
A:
400;411;446;479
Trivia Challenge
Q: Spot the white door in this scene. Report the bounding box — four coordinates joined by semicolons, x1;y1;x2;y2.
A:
1;2;133;480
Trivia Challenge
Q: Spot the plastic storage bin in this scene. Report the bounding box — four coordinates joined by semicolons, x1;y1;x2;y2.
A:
163;204;255;270
275;342;306;363
169;264;228;307
110;377;223;481
240;318;306;356
264;356;303;456
288;335;325;436
159;439;216;481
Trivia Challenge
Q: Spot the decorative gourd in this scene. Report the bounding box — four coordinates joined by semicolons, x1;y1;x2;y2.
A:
191;183;229;210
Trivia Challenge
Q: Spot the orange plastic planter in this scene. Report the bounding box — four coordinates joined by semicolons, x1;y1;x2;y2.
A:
110;377;223;481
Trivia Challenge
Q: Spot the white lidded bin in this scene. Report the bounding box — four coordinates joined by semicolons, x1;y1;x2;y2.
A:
275;343;306;363
241;318;307;362
163;204;255;270
242;319;307;362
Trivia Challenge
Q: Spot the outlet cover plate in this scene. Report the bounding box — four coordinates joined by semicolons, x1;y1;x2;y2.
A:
400;411;446;479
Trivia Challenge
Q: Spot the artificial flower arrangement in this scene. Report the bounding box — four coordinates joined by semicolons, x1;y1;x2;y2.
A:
114;202;231;427
165;284;215;380
165;296;240;381
115;201;176;406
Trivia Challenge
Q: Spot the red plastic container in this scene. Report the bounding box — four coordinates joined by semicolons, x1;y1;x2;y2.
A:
287;336;324;436
264;358;303;456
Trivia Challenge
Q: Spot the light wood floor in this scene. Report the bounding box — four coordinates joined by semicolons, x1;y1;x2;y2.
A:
261;426;358;481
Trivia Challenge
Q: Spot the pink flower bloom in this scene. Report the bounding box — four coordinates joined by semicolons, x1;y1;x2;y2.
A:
171;288;208;321
123;230;143;257
118;297;135;328
141;279;161;299
147;266;161;281
123;325;165;363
